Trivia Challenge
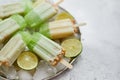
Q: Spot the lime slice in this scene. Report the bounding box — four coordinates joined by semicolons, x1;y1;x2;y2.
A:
55;12;74;20
17;51;38;70
61;39;82;57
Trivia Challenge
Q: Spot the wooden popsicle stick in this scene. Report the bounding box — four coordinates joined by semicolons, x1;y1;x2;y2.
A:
0;62;2;66
60;59;73;69
4;61;9;66
73;22;86;33
53;0;64;10
74;22;87;27
0;60;10;66
54;0;64;6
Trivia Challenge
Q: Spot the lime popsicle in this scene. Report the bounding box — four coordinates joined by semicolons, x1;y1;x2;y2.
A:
25;0;63;28
26;33;72;69
0;14;26;43
0;32;31;66
0;0;33;18
39;19;81;39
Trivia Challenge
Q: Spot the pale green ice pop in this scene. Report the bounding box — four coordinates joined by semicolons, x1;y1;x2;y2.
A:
25;0;63;28
0;0;33;18
26;33;72;69
0;32;31;66
0;14;27;43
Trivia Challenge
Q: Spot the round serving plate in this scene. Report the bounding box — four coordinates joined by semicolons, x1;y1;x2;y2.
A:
0;6;81;80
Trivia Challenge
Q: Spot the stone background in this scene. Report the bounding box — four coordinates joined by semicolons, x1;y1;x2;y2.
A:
53;0;120;80
1;0;120;80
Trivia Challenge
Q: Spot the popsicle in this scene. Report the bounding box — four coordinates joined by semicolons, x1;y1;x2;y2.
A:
25;0;63;28
26;33;72;69
0;14;27;43
39;19;86;39
0;31;31;66
0;0;33;18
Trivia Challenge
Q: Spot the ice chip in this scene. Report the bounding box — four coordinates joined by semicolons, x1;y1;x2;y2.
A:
18;70;33;80
0;65;18;79
55;57;71;71
33;60;57;80
6;66;18;79
55;63;66;71
47;66;57;75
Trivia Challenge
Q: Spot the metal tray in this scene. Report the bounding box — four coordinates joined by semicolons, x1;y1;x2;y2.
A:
0;7;81;80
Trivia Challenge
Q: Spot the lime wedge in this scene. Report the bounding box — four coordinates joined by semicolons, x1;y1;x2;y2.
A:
61;39;82;57
55;12;74;20
17;51;38;70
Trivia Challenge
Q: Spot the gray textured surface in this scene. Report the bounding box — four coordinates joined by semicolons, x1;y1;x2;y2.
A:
53;0;120;80
1;0;120;80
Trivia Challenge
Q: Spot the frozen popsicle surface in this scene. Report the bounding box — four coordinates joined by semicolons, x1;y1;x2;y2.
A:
26;33;65;66
39;19;75;39
0;31;31;67
25;2;57;28
0;14;27;43
0;0;33;18
0;34;26;66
